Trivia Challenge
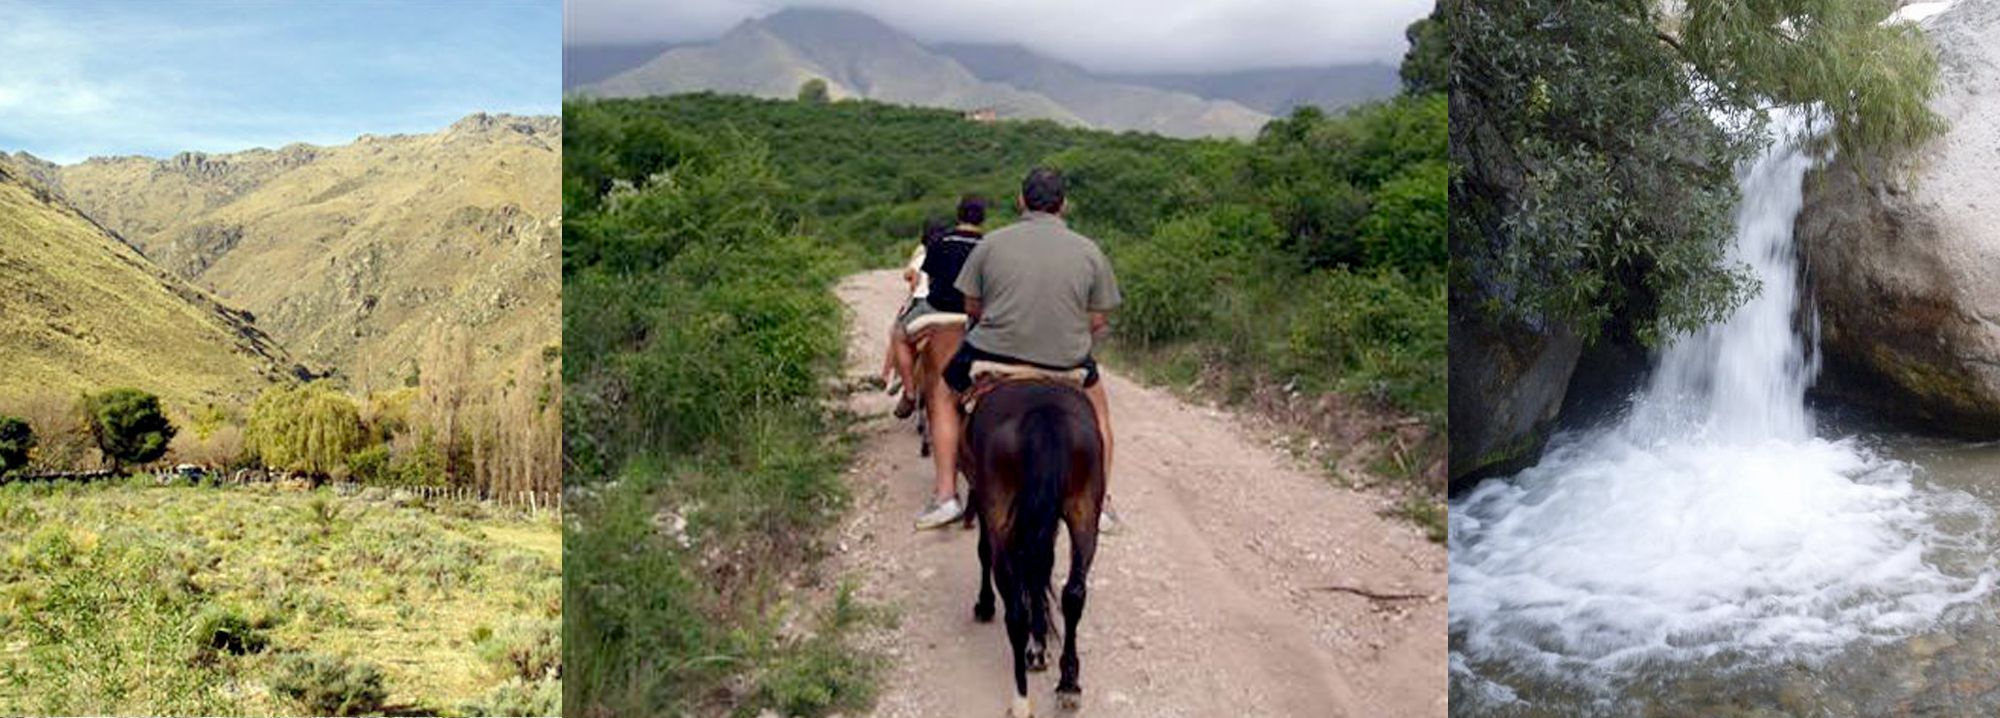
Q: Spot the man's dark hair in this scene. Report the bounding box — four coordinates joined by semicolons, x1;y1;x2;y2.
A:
921;216;952;247
1021;167;1065;213
957;195;986;225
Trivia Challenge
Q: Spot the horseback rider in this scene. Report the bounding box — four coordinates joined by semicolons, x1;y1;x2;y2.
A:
916;168;1121;530
882;216;951;414
885;199;986;417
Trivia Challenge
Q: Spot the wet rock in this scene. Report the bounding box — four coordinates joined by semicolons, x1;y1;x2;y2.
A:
1447;312;1582;492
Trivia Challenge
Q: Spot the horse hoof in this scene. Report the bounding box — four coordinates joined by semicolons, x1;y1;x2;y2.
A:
1056;688;1082;712
1026;650;1049;672
1008;695;1034;718
974;602;995;622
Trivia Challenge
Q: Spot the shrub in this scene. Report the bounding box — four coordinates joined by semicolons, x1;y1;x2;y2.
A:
0;416;34;475
477;618;561;681
1112;216;1244;346
82;388;176;472
191;604;268;655
752;588;881;717
267;652;388;716
345;444;392;484
1360;160;1448;275
459;677;559;717
1286;269;1446;418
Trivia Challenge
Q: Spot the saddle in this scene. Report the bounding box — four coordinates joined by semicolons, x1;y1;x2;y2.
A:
905;312;968;340
961;360;1089;413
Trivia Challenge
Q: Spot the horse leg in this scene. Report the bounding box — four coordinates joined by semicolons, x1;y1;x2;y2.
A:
1027;582;1050;672
974;520;995;622
997;560;1034;718
919;404;932;456
1056;517;1098;710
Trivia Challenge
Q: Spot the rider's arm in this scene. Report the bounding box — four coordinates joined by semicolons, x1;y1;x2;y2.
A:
1089;312;1108;337
965;296;982;321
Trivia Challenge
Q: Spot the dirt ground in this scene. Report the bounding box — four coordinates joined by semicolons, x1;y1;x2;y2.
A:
830;270;1446;718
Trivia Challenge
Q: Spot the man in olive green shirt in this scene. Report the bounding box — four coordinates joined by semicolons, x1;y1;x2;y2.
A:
915;167;1122;530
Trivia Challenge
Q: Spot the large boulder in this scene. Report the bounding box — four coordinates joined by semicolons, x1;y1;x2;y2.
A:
1795;1;2000;437
1446;76;1587;491
1448;311;1582;492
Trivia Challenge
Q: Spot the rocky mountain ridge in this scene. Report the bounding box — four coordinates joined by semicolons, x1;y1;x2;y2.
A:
22;113;561;391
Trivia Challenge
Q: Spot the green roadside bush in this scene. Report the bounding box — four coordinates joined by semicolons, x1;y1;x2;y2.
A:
564;105;866;718
1288;269;1447;413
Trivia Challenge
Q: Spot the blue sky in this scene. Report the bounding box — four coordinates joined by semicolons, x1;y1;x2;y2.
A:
0;0;560;164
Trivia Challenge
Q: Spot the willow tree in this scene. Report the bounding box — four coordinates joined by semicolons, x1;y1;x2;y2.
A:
1453;0;1943;344
246;382;367;478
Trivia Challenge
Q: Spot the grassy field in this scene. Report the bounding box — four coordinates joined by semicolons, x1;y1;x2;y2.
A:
0;480;560;716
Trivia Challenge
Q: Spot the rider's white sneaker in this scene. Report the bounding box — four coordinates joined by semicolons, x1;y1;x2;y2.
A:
914;495;963;530
1100;500;1126;535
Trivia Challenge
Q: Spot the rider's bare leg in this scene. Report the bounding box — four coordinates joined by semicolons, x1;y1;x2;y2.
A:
879;320;896;380
927;358;962;501
887;321;916;397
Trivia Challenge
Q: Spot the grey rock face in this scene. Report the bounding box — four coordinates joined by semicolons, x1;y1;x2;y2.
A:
1796;1;2000;436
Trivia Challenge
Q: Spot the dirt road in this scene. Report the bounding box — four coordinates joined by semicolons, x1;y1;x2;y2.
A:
830;270;1446;718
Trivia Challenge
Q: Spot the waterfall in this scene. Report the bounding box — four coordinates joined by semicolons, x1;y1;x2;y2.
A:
1628;111;1818;442
1448;110;1992;692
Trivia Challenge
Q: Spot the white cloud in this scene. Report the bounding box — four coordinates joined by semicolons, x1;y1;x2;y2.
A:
564;0;1434;72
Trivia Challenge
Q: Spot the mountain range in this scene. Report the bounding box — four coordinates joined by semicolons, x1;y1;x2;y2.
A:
8;113;561;395
569;8;1398;138
0;155;303;410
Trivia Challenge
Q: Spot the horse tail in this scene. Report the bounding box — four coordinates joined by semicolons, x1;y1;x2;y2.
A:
1011;401;1070;648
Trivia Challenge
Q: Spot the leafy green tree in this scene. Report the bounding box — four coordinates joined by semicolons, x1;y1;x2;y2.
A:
797;78;830;104
246;382;368;478
1362;160;1448;274
0;416;34;475
1455;0;1942;343
1400;2;1448;95
83;388;176;472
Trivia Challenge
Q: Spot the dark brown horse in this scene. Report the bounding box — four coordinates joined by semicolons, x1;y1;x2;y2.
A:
961;380;1105;717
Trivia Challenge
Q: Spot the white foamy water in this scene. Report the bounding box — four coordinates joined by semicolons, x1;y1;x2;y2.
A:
1450;111;1994;691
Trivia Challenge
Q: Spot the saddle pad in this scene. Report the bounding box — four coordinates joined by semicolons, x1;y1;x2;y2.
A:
969;360;1088;386
906;312;969;335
